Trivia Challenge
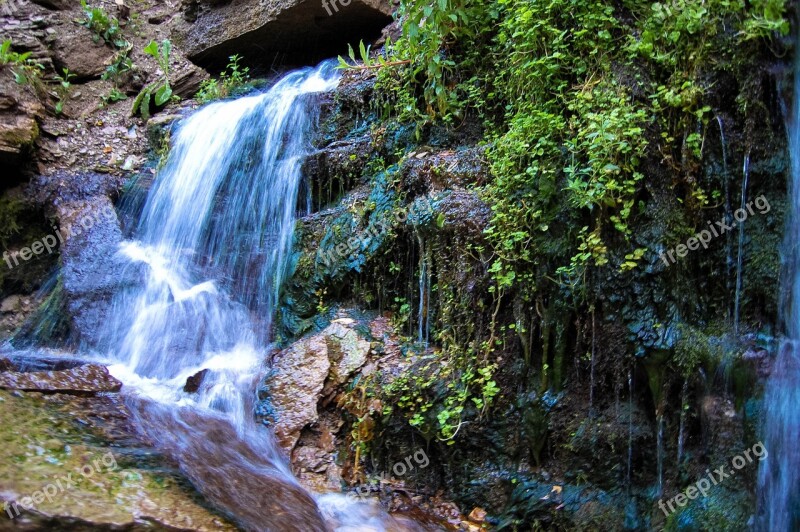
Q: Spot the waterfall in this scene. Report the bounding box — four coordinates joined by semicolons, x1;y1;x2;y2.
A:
98;63;344;531
756;26;800;530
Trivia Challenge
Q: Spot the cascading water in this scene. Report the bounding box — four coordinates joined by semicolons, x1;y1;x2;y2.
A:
93;62;361;531
756;28;800;531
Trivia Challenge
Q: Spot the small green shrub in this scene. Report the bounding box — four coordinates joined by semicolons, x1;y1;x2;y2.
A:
195;54;251;103
78;0;126;47
132;39;175;119
101;87;128;107
0;39;46;95
102;44;134;86
53;68;74;115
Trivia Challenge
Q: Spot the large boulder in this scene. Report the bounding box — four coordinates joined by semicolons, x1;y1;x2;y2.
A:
172;0;394;66
265;315;370;453
261;311;405;492
57;195;136;347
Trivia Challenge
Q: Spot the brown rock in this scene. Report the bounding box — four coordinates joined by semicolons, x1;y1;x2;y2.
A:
171;61;209;99
0;364;122;395
268;334;331;451
0;75;43;168
184;368;209;393
468;507;487;523
51;29;117;80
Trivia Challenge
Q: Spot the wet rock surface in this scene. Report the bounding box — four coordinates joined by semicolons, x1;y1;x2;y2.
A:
0;363;122;394
0;387;237;530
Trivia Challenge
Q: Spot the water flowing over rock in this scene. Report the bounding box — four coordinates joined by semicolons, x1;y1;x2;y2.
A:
757;24;800;530
91;62;341;530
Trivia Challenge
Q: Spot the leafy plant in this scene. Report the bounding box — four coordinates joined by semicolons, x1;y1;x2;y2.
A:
53;68;75;115
78;0;126;47
101;87;128;106
131;39;174;119
0;39;45;95
102;44;134;86
337;40;410;71
195;54;251;103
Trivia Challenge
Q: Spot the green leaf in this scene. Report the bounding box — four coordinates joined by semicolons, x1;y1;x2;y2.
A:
155;84;172;106
143;40;158;59
161;39;172;63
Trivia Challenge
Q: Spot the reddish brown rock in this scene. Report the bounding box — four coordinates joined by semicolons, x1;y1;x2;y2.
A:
0;364;122;395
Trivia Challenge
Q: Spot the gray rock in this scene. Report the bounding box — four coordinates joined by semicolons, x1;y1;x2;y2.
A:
57;196;140;347
0;295;22;314
171;0;394;66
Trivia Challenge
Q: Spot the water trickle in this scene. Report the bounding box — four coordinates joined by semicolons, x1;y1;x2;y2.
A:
95;63;359;530
416;233;432;347
676;378;688;468
626;370;633;490
734;151;750;338
656;414;664;498
757;26;800;529
716;115;735;322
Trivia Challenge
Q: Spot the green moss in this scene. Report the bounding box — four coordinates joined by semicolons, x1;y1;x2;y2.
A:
0;390;236;528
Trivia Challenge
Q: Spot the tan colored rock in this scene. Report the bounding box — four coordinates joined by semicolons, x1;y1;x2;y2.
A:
468;507;487;523
265;313;370;452
269;333;331;451
326;320;371;386
0;75;43;167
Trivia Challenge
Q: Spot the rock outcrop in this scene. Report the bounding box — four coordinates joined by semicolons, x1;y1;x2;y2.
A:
172;0;394;66
0;363;122;394
0;387;238;530
0;75;43;172
262;311;407;492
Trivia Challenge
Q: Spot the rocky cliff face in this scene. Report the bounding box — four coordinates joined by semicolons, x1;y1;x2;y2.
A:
0;0;792;530
173;0;394;67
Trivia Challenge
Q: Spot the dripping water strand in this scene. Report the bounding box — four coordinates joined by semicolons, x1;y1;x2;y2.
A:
716;115;735;324
734;151;750;338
